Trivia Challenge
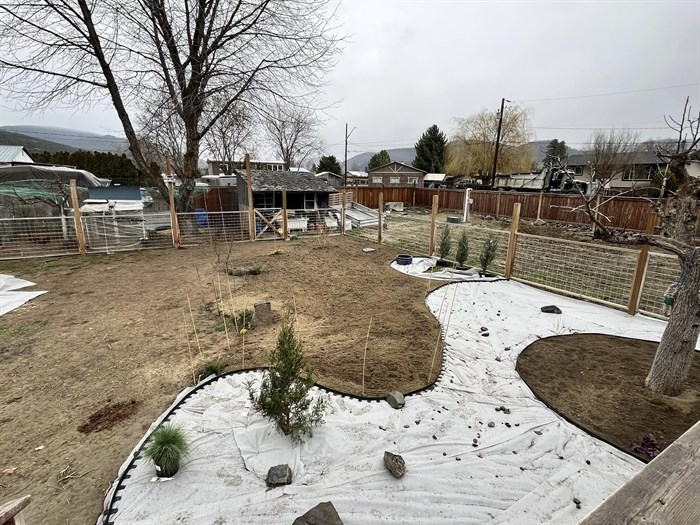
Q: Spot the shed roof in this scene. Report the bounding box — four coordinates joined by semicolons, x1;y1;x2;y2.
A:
236;169;336;193
315;171;342;179
0;145;34;163
424;173;447;182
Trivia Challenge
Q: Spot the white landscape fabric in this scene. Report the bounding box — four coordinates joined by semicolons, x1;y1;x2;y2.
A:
108;280;672;525
390;257;499;281
0;274;46;317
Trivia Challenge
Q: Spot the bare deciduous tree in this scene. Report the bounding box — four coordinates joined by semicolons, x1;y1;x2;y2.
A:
264;100;323;171
560;100;700;396
0;0;341;209
204;104;257;175
446;106;533;181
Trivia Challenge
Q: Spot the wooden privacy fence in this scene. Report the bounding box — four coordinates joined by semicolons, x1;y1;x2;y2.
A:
343;186;700;234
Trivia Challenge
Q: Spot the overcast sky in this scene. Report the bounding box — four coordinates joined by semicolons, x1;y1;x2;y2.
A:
1;0;699;161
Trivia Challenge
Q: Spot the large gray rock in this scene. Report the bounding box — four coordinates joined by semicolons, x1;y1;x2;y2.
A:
385;391;405;409
384;451;406;479
252;301;273;327
266;464;292;487
541;305;562;314
292;502;344;525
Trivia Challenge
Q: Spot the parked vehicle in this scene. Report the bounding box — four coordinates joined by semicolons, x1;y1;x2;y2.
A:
493;167;591;195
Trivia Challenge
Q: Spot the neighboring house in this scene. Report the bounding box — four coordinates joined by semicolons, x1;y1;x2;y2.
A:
345;171;368;186
566;152;670;193
289;166;311;174
315;171;343;189
0;145;35;164
367;162;426;186
207;159;285;176
235;169;336;210
423;173;448;188
201;174;237;187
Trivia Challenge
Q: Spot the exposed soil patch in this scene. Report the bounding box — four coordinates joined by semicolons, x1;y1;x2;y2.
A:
0;236;441;524
78;400;141;434
518;334;700;462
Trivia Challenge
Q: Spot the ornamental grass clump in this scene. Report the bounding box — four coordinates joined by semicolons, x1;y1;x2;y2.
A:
249;318;327;444
143;424;189;477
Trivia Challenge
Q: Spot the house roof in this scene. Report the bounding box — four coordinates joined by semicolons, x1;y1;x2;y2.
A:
424;173;447;182
236;169;336;193
367;161;426;174
346;171;367;178
567;151;665;166
315;171;342;179
0;145;34;163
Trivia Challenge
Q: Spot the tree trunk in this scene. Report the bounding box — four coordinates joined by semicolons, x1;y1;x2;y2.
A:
177;128;200;212
645;253;700;396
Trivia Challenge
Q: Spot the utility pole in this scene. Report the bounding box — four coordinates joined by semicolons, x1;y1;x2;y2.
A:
491;97;506;188
344;123;355;186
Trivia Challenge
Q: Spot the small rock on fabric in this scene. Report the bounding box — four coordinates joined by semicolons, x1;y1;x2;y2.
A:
265;464;292;487
385;391;405;409
384;451;406;479
541;305;562;314
292;501;344;525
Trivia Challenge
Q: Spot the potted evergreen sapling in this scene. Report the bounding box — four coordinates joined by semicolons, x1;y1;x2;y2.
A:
455;230;469;270
479;234;498;276
143;424;189;478
436;225;452;267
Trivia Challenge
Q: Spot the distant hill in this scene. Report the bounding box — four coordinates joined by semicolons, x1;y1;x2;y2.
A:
346;147;416;171
0;129;78;154
0;125;128;153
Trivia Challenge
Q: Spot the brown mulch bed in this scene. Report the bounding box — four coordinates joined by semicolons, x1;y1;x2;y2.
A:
517;334;700;462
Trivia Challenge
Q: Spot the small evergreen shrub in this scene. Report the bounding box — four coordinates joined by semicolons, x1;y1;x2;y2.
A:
455;230;469;267
249;318;327;444
480;234;498;272
143;424;189;477
437;225;452;260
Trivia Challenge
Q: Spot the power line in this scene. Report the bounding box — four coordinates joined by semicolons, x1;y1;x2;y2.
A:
514;82;700;103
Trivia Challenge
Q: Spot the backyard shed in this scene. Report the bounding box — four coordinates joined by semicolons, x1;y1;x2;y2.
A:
235;169;336;210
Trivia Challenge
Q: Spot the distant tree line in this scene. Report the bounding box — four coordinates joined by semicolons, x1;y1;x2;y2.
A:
33;150;148;185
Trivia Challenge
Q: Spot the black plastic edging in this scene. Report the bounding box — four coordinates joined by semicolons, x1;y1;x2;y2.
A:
102;276;503;522
515;333;654;465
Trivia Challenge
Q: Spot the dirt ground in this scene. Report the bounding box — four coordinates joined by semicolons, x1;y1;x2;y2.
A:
518;334;700;462
0;236;441;525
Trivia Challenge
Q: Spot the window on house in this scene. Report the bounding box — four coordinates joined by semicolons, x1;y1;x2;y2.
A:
304;193;317;209
622;166;655;181
408;177;418;184
390;177;400;184
372;177;382;184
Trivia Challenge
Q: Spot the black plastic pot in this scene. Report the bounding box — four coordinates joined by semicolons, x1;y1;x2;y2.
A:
396;254;413;265
436;259;451;267
155;464;179;478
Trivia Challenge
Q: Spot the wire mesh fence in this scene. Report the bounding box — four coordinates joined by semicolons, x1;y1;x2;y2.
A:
82;212;173;253
0;215;80;260
512;233;639;308
177;211;251;245
639;252;681;317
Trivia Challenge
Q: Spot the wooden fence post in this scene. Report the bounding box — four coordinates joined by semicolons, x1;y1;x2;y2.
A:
378;191;383;244
536;191;544;221
429;194;439;255
282;189;288;241
246;154;255;241
495;191;502;218
504;202;521;279
69;179;87;255
341;191;346;235
627;212;657;315
0;495;31;525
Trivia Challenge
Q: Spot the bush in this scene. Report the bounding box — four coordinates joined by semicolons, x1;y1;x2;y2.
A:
437;225;452;260
236;308;253;329
455;230;469;267
480;234;498;272
247;264;262;275
143;424;189;477
200;356;226;378
249;318;327;444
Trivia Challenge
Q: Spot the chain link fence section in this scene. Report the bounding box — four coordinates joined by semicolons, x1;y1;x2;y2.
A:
639;252;681;317
0;216;80;260
513;233;639;308
177;211;251;245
